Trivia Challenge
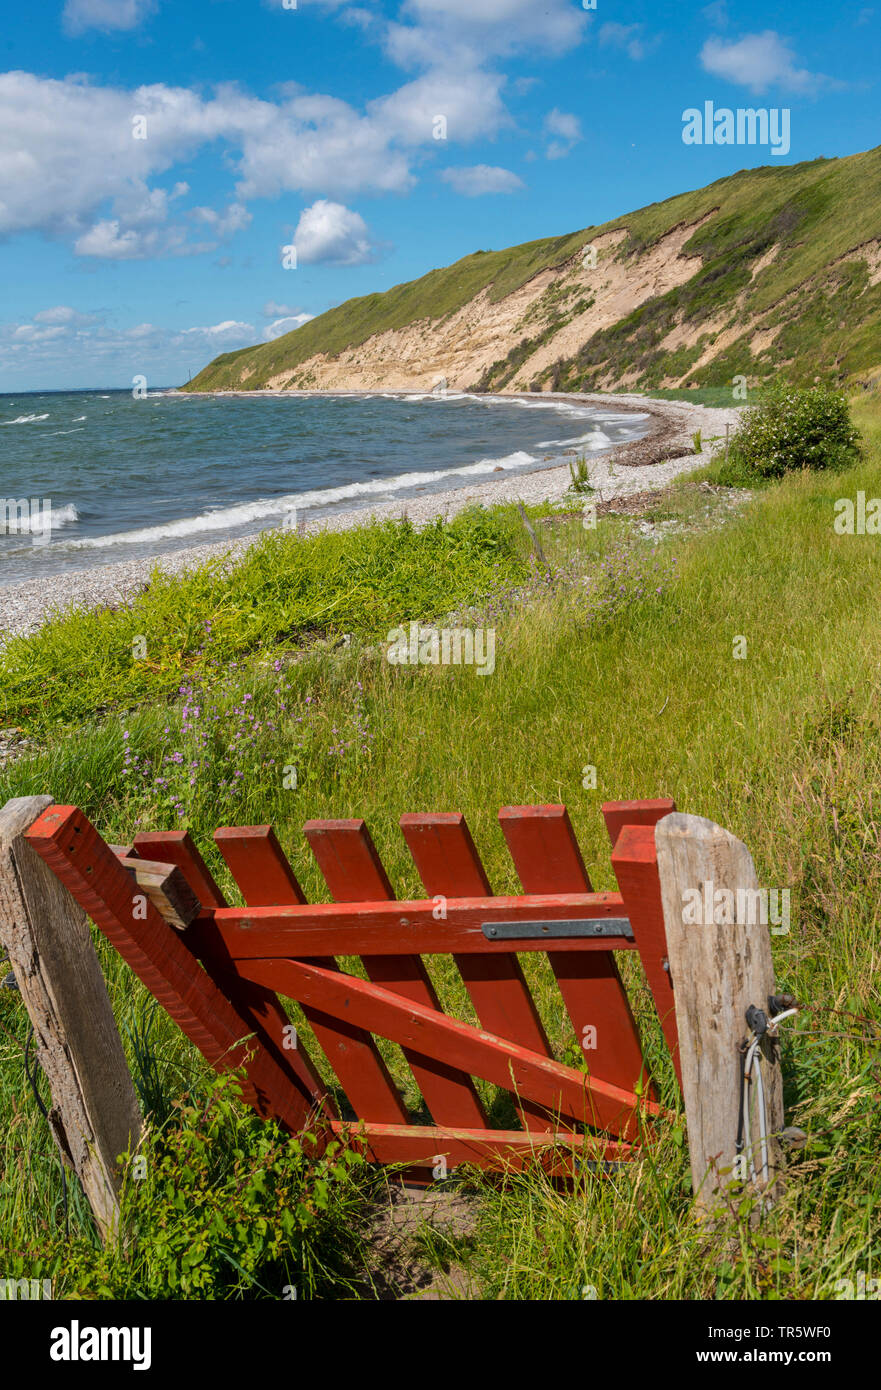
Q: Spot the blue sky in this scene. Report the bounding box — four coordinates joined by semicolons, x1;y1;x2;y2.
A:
1;0;877;390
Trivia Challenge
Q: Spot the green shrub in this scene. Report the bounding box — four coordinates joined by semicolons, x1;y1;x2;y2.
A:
18;1072;372;1300
722;383;861;481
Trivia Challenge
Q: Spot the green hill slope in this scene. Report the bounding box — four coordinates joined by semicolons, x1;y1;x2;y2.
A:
187;145;881;394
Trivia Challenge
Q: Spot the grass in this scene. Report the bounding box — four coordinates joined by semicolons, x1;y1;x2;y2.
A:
2;396;881;1298
644;386;749;410
0;507;530;739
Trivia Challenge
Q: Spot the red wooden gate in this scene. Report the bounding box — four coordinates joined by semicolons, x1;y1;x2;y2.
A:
25;796;680;1177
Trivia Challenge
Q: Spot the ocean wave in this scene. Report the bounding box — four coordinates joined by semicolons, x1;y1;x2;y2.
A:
65;451;537;549
589;411;651;422
2;413;50;425
536;429;614;449
363;391;592;417
375;391;472;403
45;503;79;528
0;502;78;535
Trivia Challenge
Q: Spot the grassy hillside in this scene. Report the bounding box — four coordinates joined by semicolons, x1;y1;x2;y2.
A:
187;145;881;394
185;228;593;390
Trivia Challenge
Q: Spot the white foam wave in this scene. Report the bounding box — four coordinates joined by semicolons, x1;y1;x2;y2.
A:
360;390;594;418
589;411;651;422
65;451;537;550
3;413;50;425
536;429;614;449
2;503;79;533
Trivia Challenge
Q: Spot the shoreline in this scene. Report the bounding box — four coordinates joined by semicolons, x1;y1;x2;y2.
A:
0;391;741;642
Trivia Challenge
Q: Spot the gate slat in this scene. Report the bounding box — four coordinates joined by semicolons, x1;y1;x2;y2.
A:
304;820;487;1129
399;812;555;1132
24;805;325;1134
601;798;676;853
332;1120;632;1173
499;805;651;1097
608;822;682;1086
214;826;408;1125
133;828;328;1106
241;956;655;1139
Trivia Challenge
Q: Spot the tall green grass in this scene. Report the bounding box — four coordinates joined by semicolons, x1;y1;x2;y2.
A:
0;507;528;737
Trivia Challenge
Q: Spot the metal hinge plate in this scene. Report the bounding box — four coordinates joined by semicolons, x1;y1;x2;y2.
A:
481;917;634;941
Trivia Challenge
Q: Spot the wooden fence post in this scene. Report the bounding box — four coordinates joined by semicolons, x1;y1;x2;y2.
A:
0;796;142;1241
654;812;784;1211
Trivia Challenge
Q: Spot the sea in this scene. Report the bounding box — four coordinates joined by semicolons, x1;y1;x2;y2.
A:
0;389;649;587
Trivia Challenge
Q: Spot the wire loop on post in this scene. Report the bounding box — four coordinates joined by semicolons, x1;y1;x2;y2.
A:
738;1003;800;1188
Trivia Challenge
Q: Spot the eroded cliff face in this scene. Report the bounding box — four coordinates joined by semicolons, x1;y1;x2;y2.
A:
200;205;881;396
254;219;712;394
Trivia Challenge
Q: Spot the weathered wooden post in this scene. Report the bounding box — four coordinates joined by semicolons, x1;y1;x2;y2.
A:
654;812;785;1211
0;796;142;1241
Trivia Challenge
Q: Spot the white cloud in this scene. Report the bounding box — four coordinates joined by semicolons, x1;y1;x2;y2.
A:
700;31;826;94
598;22;653;61
0;72;417;259
544;109;581;141
33;305;95;326
74;221;145;259
390;0;588;63
262;301;300;318
63;0;156;34
179;320;256;343
369;68;509;147
441;164;523;195
543;107;582;160
72;218;210;260
336;5;374;28
270;0;588;61
261;314;315;341
292;200;378;265
235;91;413;199
702;0;729;28
189;202;252;237
12;323;68;342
